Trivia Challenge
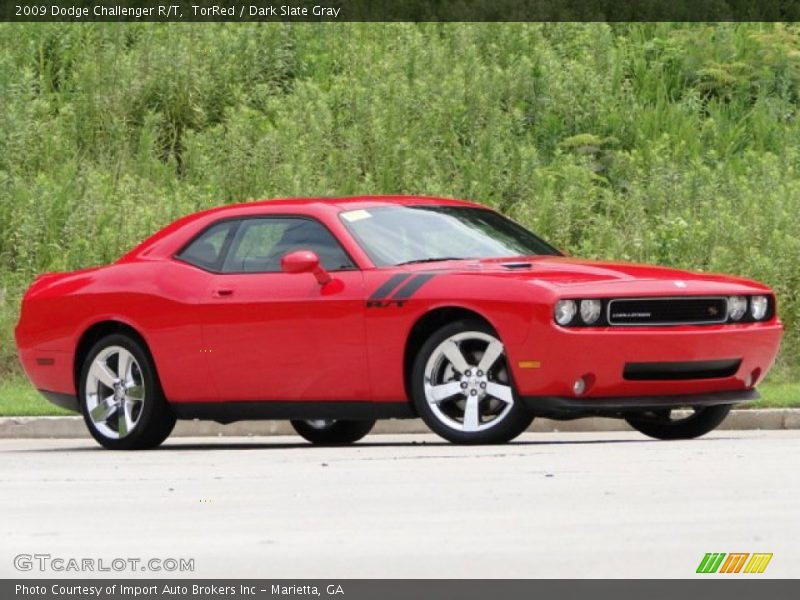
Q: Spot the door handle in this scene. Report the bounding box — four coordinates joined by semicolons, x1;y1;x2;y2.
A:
212;288;234;298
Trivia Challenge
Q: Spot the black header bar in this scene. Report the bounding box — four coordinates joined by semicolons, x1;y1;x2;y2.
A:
3;0;800;22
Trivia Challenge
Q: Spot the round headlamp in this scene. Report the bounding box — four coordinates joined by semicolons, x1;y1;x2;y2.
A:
555;300;577;326
579;299;602;324
750;295;769;320
728;296;747;321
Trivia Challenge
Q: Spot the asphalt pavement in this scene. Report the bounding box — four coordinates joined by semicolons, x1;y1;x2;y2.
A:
1;431;798;578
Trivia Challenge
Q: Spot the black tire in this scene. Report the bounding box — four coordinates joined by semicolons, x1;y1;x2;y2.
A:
79;333;176;450
290;419;375;445
624;404;732;440
411;319;533;445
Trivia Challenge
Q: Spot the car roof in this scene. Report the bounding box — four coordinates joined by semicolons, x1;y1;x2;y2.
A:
200;195;484;215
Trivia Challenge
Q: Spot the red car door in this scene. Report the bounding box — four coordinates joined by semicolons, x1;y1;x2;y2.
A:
193;216;369;402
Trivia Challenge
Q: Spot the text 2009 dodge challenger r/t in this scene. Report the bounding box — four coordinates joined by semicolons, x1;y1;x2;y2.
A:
16;196;782;449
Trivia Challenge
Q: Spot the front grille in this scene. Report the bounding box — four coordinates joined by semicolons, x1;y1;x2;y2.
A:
624;359;741;381
607;297;728;326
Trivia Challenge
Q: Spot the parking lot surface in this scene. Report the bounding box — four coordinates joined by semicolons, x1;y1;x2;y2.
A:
1;431;798;578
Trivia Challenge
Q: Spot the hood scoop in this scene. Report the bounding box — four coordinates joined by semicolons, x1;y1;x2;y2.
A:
500;262;533;270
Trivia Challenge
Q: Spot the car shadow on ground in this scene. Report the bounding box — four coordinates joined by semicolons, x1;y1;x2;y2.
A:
6;435;746;453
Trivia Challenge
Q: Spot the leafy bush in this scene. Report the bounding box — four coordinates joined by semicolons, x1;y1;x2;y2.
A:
0;23;798;380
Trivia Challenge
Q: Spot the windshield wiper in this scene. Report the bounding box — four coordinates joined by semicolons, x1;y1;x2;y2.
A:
395;257;464;266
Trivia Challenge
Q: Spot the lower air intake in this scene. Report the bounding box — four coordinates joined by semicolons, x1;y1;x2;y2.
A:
623;359;741;381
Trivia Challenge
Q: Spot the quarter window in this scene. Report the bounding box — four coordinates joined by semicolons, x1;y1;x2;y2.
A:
176;221;235;271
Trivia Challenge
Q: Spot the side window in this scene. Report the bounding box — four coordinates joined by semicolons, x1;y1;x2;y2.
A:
177;221;235;271
222;217;354;273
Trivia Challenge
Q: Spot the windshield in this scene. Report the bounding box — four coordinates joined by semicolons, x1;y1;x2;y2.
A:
339;205;560;267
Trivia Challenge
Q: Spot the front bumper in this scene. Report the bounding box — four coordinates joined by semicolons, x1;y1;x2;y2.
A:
510;321;782;398
522;389;759;419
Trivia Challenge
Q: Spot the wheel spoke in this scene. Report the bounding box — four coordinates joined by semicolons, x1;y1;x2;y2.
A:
477;341;504;373
426;381;463;405
462;394;480;431
89;395;116;424
485;382;514;405
117;350;133;386
442;341;471;374
90;361;117;389
117;401;134;437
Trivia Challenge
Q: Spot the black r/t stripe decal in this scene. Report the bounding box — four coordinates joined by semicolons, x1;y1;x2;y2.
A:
369;273;412;300
391;273;436;300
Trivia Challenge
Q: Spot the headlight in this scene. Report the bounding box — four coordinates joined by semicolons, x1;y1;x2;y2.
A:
751;295;769;320
579;299;602;324
554;300;577;325
728;296;747;321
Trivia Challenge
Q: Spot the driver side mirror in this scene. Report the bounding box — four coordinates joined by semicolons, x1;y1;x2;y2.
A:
281;250;332;285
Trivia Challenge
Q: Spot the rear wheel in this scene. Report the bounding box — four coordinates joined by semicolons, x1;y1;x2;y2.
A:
79;334;175;450
411;319;533;444
624;405;732;440
290;419;375;445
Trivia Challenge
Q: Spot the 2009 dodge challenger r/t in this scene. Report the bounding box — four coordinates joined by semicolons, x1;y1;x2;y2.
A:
16;196;782;449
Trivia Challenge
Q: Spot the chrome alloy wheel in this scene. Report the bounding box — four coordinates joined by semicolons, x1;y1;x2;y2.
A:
85;346;145;439
423;331;514;432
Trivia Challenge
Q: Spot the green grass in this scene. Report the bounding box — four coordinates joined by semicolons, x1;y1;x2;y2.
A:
748;382;800;408
0;376;72;416
0;375;797;417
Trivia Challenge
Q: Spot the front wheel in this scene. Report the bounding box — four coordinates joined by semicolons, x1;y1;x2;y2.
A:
624;404;732;440
290;419;375;445
411;319;533;444
79;334;176;450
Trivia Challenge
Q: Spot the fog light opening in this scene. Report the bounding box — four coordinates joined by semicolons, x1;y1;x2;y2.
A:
572;374;595;397
747;368;762;389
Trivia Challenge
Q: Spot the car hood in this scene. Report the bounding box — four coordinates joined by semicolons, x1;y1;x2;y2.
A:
409;256;772;296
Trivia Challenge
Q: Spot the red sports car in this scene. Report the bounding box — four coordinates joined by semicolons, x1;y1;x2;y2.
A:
15;196;782;449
